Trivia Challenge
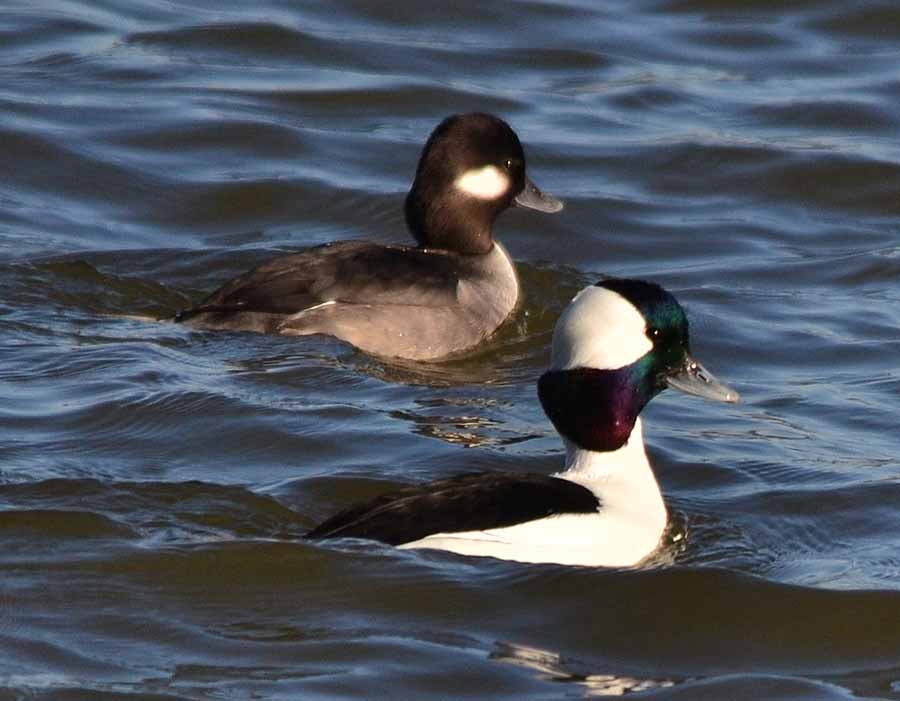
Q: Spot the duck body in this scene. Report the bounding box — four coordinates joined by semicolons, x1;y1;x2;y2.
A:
307;423;665;568
177;240;518;360
307;470;600;547
176;113;561;360
394;422;666;568
306;279;739;567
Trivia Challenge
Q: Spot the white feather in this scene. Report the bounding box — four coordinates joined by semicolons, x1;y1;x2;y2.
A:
550;285;652;371
285;300;336;318
454;165;510;200
398;420;667;567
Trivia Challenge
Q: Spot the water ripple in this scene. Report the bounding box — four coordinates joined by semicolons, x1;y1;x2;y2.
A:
2;0;900;697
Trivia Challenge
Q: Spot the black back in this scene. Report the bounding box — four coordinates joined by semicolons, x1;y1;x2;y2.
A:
305;471;600;546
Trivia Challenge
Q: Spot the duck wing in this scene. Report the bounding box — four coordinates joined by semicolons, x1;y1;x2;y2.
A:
178;241;462;319
304;472;601;546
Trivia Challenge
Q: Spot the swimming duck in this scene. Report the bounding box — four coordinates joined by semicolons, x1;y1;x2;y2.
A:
175;113;562;360
305;278;739;567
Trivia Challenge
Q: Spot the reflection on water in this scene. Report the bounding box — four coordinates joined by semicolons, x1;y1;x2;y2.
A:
492;642;679;697
495;639;900;701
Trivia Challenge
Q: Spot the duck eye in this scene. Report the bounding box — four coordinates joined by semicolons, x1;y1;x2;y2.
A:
504;159;513;170
648;326;661;340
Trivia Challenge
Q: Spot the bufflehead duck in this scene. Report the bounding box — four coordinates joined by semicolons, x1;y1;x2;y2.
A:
305;278;739;567
175;113;562;360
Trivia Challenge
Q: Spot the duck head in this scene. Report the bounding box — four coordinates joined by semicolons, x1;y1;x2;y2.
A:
405;113;563;255
538;279;739;452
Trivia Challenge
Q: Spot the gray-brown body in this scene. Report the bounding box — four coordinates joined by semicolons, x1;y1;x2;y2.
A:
179;240;519;360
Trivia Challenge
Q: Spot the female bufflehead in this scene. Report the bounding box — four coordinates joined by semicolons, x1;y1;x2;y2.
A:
175;113;562;360
305;279;739;567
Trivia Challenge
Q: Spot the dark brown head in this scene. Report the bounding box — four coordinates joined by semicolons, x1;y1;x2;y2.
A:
404;113;562;255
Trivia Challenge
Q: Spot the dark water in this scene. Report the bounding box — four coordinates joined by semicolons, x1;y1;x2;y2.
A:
2;0;900;698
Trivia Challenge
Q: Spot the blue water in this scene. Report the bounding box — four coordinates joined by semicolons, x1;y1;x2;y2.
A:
1;1;899;698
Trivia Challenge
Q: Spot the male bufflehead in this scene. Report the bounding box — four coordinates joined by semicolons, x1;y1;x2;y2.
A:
305;279;739;567
175;113;562;360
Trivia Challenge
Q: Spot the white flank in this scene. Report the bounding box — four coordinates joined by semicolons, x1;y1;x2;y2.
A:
550;286;652;371
397;420;667;568
454;165;510;200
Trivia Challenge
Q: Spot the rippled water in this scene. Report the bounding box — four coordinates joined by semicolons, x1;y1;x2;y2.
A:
2;1;900;698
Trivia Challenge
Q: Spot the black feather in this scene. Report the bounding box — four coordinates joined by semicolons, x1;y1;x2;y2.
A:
305;471;601;546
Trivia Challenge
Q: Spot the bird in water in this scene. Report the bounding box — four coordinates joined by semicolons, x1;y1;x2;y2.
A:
305;278;739;567
175;113;563;360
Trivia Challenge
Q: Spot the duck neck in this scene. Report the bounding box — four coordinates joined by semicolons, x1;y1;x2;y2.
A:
405;189;496;255
556;419;665;522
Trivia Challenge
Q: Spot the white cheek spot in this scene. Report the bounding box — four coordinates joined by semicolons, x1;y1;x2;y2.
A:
454;165;510;200
551;286;652;371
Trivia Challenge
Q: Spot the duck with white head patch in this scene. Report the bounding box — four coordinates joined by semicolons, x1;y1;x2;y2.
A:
305;279;739;567
175;113;562;360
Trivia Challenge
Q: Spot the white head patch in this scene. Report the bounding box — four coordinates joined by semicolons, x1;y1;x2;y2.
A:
551;286;653;371
454;165;510;200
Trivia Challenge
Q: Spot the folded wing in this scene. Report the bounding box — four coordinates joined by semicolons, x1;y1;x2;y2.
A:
305;471;601;546
178;241;462;320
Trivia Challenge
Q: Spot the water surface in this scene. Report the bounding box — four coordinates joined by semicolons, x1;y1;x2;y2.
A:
2;0;900;698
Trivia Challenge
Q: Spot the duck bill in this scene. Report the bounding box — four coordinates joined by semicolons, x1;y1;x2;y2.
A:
666;354;740;403
514;176;564;213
